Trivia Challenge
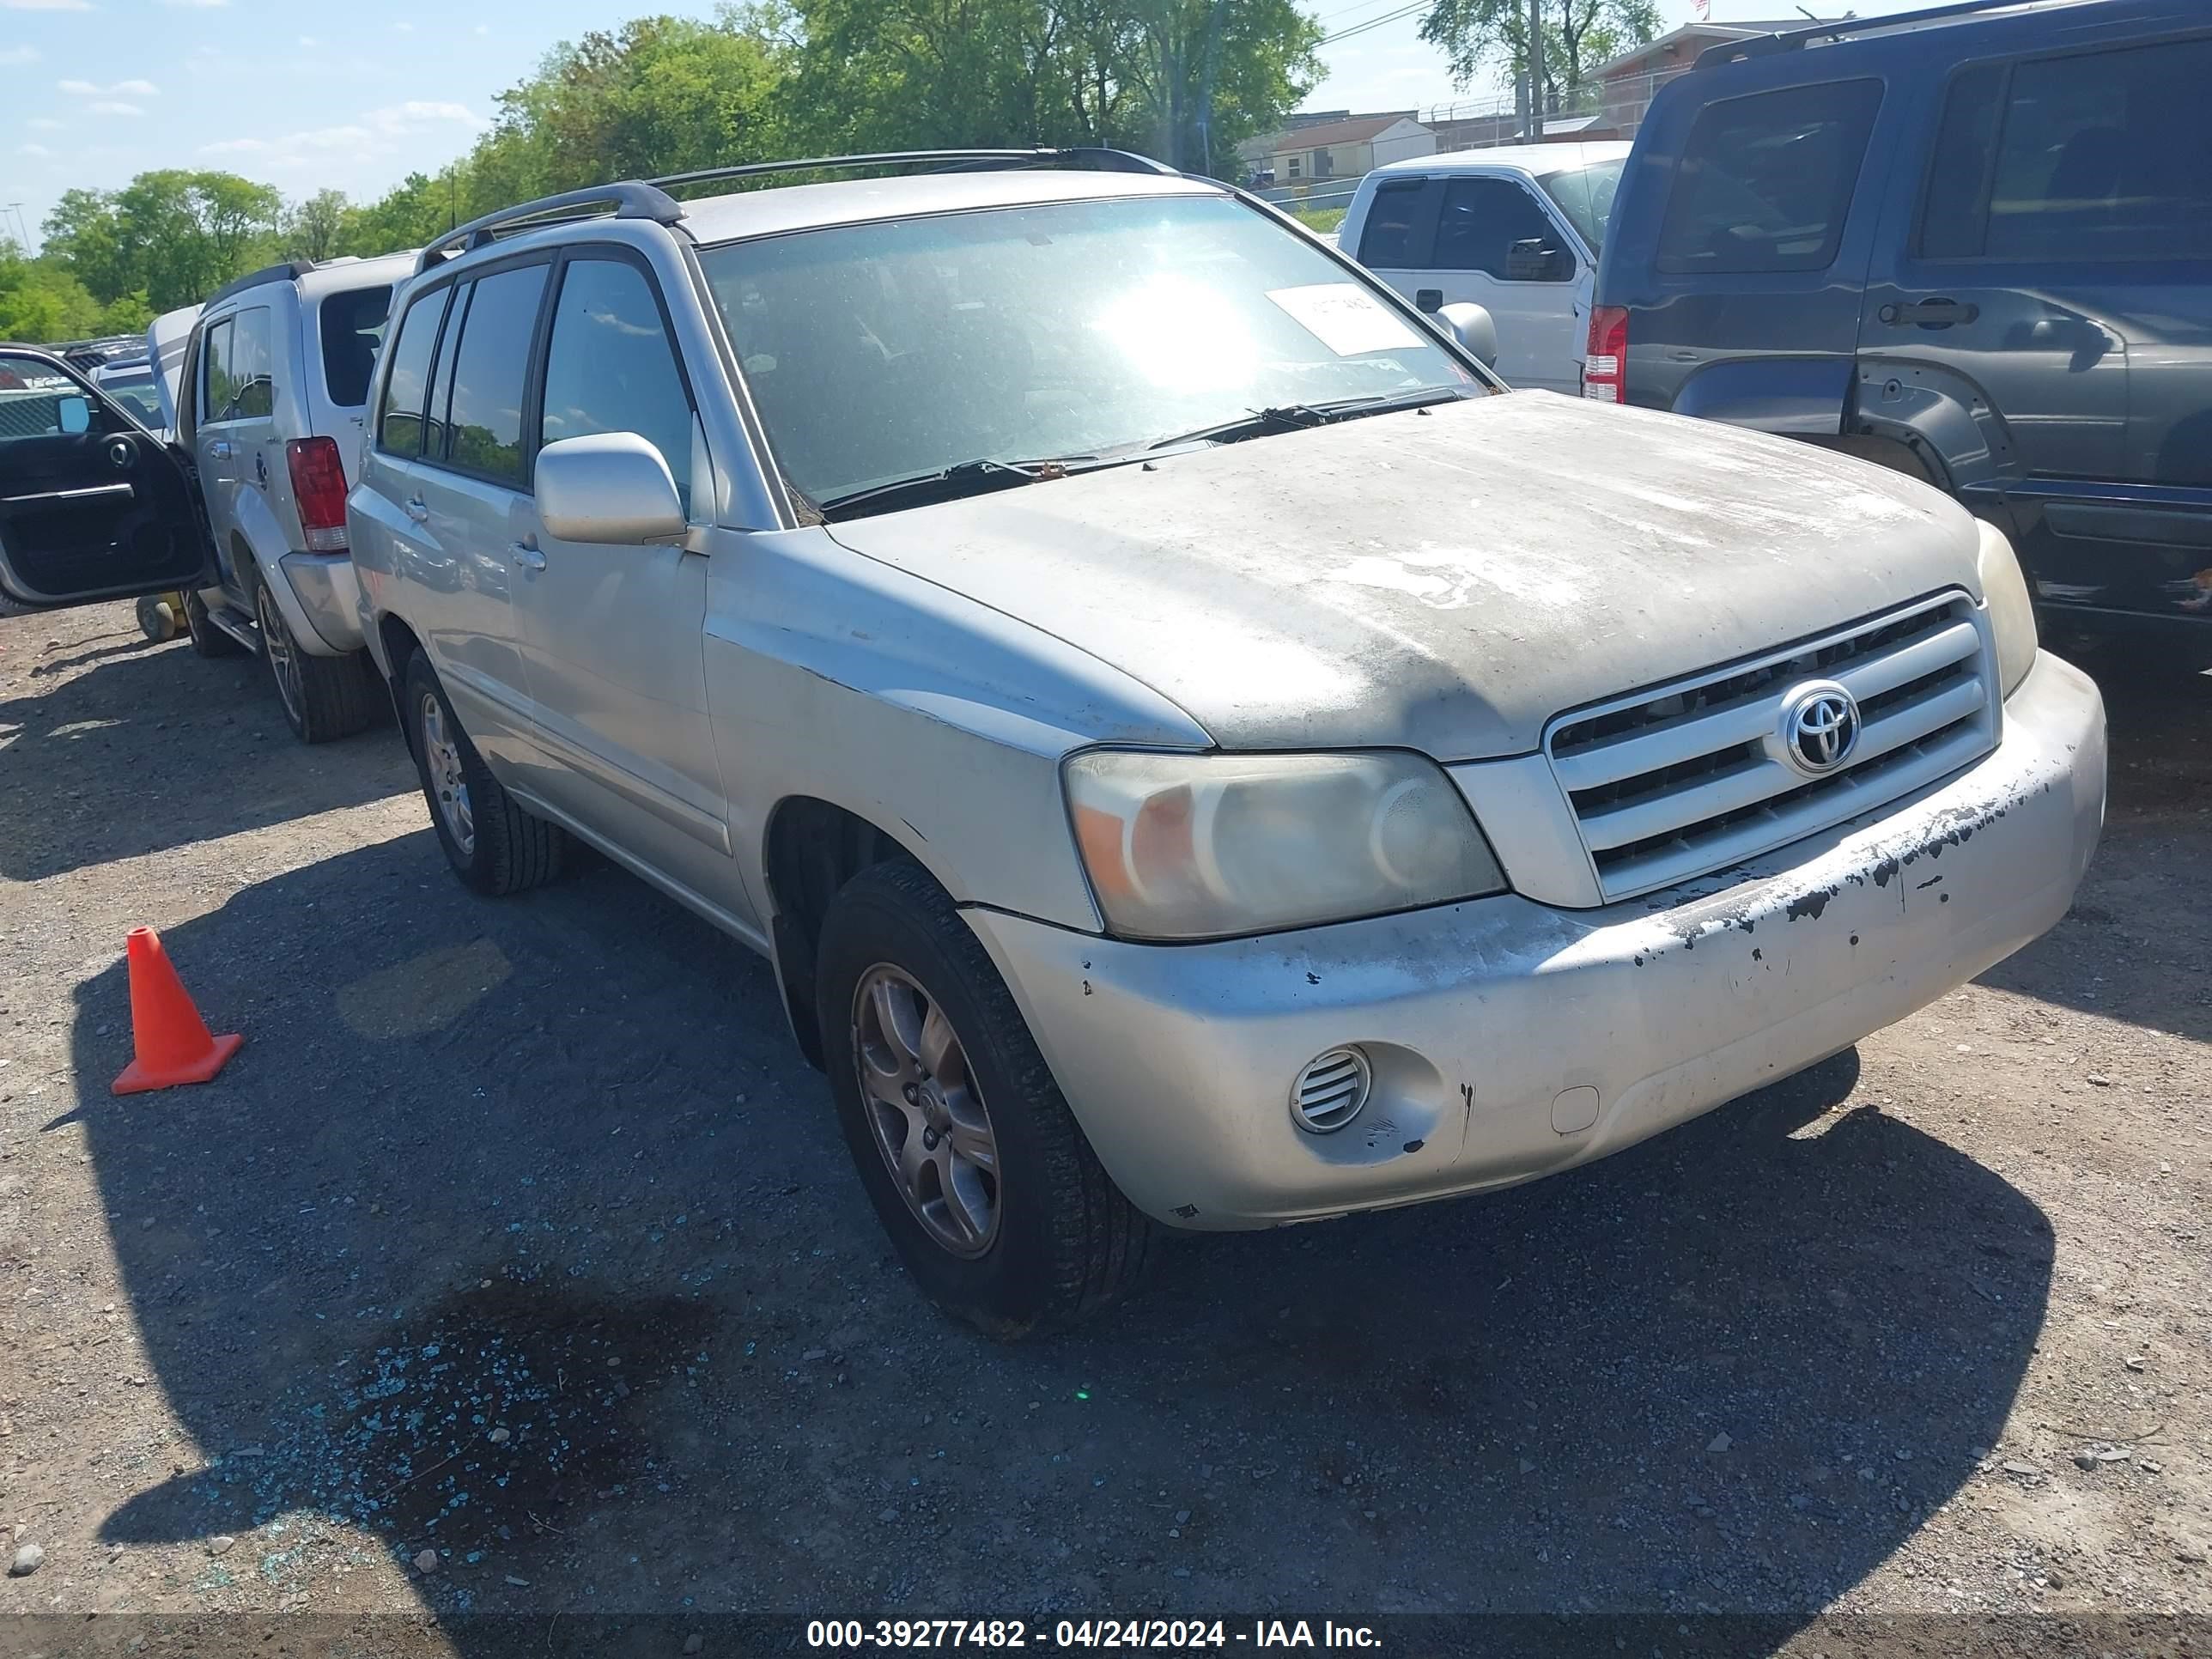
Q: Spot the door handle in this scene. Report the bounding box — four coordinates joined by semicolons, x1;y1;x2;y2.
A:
1879;298;1979;328
510;543;546;571
404;497;429;523
210;440;234;460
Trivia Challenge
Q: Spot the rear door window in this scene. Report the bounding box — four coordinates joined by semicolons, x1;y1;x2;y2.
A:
441;263;550;486
1951;37;2212;263
319;284;392;408
375;286;448;457
228;307;275;420
1656;79;1884;274
1433;176;1572;279
1358;179;1432;267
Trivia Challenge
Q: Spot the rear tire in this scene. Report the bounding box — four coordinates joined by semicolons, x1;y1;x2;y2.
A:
403;650;566;896
252;576;378;744
815;857;1157;1337
183;588;246;658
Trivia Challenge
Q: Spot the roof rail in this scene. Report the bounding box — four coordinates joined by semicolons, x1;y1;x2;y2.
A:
647;147;1180;192
409;149;1183;277
416;181;684;275
1694;0;2035;67
203;260;319;310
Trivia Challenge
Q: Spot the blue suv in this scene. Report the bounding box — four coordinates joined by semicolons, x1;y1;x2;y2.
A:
1591;0;2212;665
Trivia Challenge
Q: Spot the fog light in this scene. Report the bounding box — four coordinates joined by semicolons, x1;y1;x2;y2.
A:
1290;1047;1371;1133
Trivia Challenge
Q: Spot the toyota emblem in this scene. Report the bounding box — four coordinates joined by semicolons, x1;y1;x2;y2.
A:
1778;681;1861;776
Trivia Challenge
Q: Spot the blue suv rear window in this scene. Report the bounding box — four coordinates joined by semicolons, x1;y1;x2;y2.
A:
1656;79;1883;276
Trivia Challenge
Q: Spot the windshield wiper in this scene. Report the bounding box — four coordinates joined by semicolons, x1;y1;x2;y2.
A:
817;458;1055;521
1147;386;1471;453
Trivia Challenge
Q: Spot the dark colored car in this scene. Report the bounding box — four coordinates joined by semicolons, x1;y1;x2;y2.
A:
1591;0;2212;663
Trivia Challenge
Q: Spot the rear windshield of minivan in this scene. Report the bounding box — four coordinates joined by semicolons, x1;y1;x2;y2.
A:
319;284;393;408
1539;158;1626;252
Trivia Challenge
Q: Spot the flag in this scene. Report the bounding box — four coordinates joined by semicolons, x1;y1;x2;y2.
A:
1693;0;1709;15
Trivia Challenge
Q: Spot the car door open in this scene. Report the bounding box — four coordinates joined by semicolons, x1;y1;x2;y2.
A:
0;349;210;610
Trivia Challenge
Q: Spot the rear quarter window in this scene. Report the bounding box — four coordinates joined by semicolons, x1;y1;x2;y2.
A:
319;284;393;409
1656;78;1884;275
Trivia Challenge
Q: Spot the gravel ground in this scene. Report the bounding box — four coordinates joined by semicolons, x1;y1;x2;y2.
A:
0;602;2206;1656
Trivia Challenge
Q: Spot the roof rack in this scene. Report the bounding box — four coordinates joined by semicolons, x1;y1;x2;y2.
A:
417;182;684;274
412;149;1182;274
1695;0;2035;67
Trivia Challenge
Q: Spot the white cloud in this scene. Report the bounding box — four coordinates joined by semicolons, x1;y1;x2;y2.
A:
158;0;228;6
17;143;51;155
392;18;411;29
27;116;61;129
88;100;143;114
1;0;93;10
0;42;37;62
471;22;487;33
368;100;482;133
198;137;267;155
60;76;156;95
296;33;314;45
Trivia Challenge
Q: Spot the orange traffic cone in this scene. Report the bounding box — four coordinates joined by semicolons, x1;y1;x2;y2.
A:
111;927;243;1096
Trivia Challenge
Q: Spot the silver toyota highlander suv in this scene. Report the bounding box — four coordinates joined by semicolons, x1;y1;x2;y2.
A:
2;149;2101;1334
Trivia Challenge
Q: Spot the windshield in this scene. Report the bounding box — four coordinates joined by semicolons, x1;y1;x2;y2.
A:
1539;158;1626;252
99;369;165;427
696;193;1480;506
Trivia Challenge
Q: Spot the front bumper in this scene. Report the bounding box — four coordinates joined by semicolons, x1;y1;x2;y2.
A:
968;652;2106;1230
276;550;365;654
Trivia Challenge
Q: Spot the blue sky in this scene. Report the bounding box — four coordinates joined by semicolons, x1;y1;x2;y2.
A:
2;0;1933;252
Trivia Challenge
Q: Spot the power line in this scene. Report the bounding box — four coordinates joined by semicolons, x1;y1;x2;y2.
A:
1317;0;1428;47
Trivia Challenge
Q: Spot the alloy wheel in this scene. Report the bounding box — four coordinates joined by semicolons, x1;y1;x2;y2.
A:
255;584;304;726
850;963;1000;1257
418;691;475;856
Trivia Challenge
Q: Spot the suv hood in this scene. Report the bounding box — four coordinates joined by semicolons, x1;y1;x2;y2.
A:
825;392;1978;760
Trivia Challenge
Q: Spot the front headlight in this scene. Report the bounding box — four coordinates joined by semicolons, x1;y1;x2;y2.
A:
1976;518;2039;697
1065;750;1506;940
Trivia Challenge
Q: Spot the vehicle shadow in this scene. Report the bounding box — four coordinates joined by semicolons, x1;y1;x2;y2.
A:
1976;651;2211;1045
67;832;2051;1642
0;634;408;884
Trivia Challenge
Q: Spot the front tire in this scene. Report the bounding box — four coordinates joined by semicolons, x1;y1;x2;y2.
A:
815;858;1157;1337
403;650;565;896
252;574;377;743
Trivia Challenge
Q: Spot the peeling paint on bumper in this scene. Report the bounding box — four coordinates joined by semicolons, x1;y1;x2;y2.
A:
967;651;2106;1230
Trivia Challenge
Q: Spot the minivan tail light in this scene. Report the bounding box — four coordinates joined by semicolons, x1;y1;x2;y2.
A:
286;436;349;552
1583;306;1628;404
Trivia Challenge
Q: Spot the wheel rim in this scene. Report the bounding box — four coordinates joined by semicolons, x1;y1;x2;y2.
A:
256;584;304;725
418;691;475;856
850;963;1000;1258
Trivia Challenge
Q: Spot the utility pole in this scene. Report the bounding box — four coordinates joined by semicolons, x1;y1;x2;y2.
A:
1527;0;1547;140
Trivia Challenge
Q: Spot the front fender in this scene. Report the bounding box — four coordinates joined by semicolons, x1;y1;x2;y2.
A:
706;526;1212;936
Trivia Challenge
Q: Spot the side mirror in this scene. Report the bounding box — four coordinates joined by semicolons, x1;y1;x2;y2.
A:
1506;238;1572;283
535;433;686;545
57;395;91;435
1437;302;1499;371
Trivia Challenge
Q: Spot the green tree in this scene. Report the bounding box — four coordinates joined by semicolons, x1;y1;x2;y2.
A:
282;188;351;263
0;238;107;342
1419;0;1659;98
41;170;283;312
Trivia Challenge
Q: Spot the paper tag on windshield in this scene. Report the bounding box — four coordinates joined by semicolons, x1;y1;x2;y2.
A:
1266;283;1425;356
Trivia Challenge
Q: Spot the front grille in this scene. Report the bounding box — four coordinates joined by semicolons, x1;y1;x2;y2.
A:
1547;594;1996;902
